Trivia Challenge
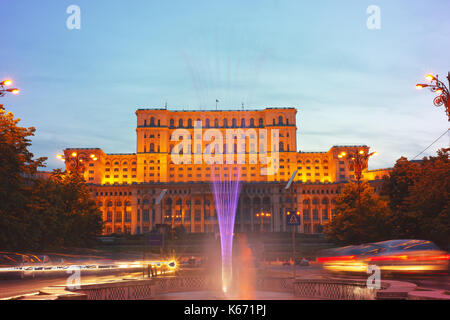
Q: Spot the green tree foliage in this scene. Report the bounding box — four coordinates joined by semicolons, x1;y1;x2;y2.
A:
0;106;102;250
28;170;103;250
324;182;391;245
0;106;46;249
381;149;450;246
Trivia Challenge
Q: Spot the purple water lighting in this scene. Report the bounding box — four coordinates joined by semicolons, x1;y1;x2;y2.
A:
210;166;241;293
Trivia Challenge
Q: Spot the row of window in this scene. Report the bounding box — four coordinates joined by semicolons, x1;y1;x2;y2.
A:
142;116;292;128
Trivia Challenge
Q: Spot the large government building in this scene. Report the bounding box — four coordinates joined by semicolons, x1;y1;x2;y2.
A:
63;108;391;235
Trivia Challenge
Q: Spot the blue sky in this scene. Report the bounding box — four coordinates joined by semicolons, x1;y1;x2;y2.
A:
1;0;449;170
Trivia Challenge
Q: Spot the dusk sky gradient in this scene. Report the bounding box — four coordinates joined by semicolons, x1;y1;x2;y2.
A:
1;0;449;170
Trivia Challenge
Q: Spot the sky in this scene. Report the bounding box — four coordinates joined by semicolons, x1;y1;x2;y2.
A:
0;0;449;170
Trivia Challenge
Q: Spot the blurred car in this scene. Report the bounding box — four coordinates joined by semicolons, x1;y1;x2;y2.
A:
317;244;382;273
317;240;449;275
364;239;449;275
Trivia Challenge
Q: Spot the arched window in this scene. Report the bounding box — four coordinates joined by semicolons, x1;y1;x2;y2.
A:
205;119;210;128
278;116;283;125
286;118;289;125
223;118;228;128
214;118;219;127
178;119;183;128
150;143;155;152
170;119;175;128
188;119;193;128
232;118;237;128
250;118;255;127
259;118;264;127
150;117;155;126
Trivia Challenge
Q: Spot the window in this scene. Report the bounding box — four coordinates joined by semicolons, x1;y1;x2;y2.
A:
278;116;283;125
178;119;183;128
259;118;264;127
143;210;149;222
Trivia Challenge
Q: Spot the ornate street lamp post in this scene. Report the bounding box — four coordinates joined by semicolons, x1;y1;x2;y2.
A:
338;149;376;215
255;211;271;233
416;73;450;121
0;79;20;97
57;151;98;174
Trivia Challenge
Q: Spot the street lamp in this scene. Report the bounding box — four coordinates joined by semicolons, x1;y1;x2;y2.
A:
256;211;271;233
57;151;98;174
0;79;20;97
338;149;376;216
416;72;450;121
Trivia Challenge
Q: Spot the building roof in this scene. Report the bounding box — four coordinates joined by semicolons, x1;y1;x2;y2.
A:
136;107;297;113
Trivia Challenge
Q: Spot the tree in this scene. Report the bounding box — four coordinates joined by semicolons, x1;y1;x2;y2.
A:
381;149;450;246
324;181;391;245
0;106;46;249
0;105;103;250
27;170;103;249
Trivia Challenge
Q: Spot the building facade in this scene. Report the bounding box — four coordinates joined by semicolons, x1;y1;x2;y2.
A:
63;108;390;235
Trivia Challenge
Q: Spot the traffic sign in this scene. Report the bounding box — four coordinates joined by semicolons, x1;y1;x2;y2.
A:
286;210;301;226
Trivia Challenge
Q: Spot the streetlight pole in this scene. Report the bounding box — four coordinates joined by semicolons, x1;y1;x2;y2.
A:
338;149;376;216
57;151;98;175
255;211;271;233
0;79;20;98
416;72;450;121
286;210;301;279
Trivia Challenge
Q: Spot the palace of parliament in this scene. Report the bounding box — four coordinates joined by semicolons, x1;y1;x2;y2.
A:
62;107;391;235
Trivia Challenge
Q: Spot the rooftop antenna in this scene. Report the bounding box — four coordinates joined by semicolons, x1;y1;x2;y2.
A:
242;102;244;110
216;99;219;110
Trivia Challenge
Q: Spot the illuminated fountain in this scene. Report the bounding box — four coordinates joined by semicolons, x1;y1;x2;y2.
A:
210;167;241;295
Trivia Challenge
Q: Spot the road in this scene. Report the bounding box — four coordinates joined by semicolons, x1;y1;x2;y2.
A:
0;271;143;299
